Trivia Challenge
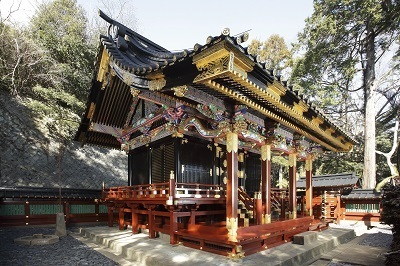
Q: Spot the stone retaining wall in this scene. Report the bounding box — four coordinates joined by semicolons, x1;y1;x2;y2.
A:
0;90;127;189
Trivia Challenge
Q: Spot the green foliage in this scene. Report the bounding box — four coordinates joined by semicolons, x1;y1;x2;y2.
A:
313;152;363;177
292;0;400;109
248;34;292;74
30;0;95;101
0;21;53;96
26;85;83;146
292;0;400;187
0;0;97;155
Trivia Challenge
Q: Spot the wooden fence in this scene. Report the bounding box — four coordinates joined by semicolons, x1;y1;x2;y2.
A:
0;187;109;227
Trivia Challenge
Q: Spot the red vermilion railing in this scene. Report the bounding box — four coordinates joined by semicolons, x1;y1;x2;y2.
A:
103;182;225;200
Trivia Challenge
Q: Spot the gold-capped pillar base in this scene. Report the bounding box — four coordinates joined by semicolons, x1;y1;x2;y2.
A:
288;211;297;220
288;210;297;219
226;217;238;241
263;214;271;224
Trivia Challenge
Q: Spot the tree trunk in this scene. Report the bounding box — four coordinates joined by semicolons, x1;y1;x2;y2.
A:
363;22;376;189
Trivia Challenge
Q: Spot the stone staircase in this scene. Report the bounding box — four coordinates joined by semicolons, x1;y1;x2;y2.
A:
238;200;254;227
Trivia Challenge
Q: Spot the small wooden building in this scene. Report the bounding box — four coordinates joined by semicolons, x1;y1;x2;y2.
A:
0;187;107;226
75;11;357;256
297;173;359;221
297;173;381;224
340;189;382;224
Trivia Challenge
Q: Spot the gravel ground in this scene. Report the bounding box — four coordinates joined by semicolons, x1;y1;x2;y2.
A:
327;222;393;266
0;226;118;266
329;221;393;248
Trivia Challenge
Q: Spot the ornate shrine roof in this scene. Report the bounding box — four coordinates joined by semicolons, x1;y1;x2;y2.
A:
75;11;357;156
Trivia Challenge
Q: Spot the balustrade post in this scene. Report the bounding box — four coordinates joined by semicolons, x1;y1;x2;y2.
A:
167;171;175;205
255;192;263;225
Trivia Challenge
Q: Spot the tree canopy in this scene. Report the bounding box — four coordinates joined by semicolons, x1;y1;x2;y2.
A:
292;0;400;188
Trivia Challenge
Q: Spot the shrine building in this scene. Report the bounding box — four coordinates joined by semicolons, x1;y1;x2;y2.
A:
75;11;357;257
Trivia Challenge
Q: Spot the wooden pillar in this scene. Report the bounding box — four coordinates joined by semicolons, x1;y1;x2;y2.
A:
336;194;341;224
261;144;272;223
118;207;125;230
107;205;114;227
148;207;156;238
305;157;313;217
65;202;70;226
288;153;297;219
131;204;139;234
226;132;238;240
169;211;178;244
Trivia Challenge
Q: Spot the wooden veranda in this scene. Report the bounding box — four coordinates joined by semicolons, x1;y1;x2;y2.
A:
103;181;328;257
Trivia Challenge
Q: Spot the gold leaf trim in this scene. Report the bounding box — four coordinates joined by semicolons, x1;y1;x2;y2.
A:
148;78;166;91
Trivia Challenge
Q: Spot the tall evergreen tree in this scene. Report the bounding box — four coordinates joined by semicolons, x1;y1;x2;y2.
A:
248;34;292;77
30;0;95;101
292;0;400;188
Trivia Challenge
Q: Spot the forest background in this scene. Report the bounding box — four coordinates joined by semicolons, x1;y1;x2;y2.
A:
0;0;399;190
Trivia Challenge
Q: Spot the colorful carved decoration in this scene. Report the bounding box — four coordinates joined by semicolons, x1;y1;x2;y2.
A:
179;117;223;138
163;105;187;126
196;103;226;122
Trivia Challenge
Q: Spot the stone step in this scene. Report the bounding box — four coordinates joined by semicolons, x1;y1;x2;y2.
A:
73;226;356;266
293;231;318;245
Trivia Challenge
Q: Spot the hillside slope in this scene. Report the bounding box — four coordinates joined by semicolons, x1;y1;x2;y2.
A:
0;90;127;189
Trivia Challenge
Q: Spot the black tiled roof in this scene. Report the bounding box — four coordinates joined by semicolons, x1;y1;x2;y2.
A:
342;189;382;200
297;172;359;188
0;187;102;200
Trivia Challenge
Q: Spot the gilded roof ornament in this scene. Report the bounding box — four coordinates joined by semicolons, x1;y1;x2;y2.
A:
130;87;140;98
222;28;230;36
148;78;166;91
172;85;188;97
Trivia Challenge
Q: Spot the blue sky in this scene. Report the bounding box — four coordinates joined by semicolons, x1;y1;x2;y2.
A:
2;0;314;51
81;0;314;51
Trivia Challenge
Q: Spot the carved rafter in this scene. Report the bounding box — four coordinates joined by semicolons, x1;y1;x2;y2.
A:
124;96;140;128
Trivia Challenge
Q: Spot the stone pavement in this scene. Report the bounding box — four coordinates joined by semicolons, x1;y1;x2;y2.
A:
309;233;388;266
73;226;357;266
